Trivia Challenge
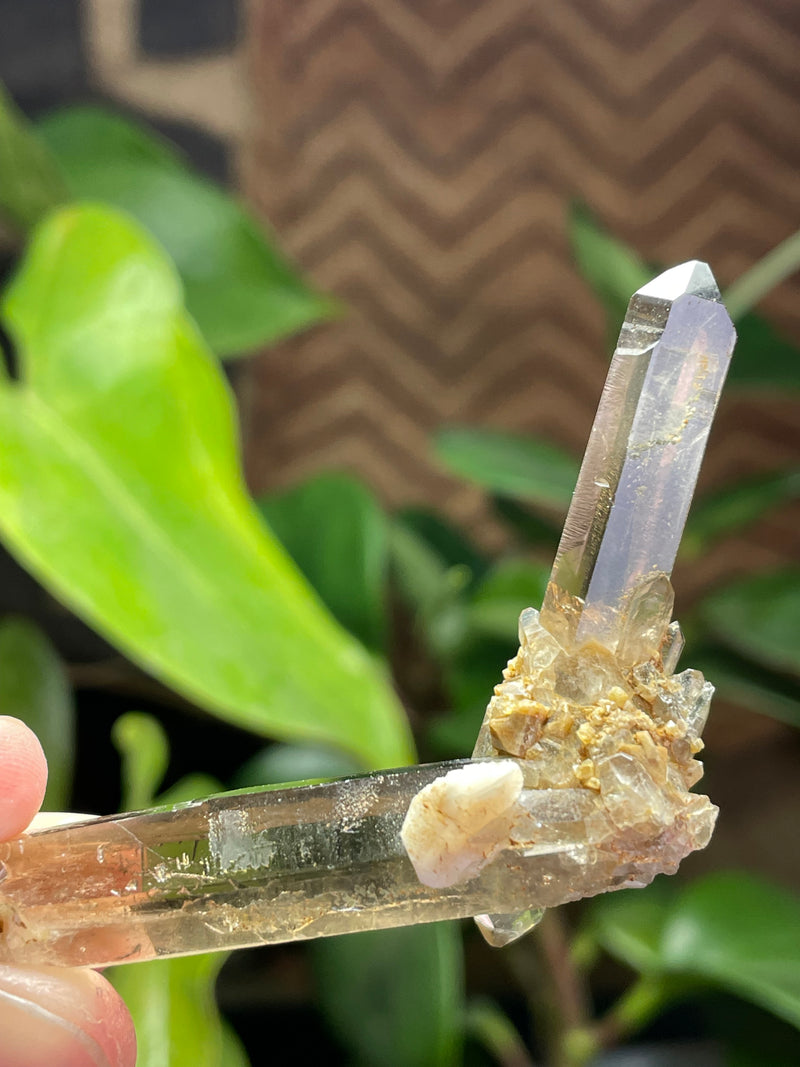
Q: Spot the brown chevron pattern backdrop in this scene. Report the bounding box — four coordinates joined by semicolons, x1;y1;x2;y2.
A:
240;0;800;576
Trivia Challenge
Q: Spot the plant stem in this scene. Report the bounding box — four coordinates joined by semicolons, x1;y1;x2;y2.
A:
466;999;538;1067
537;911;593;1032
511;911;597;1067
725;228;800;320
594;974;673;1048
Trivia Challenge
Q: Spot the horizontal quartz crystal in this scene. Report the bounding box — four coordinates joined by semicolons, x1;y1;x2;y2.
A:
0;750;711;969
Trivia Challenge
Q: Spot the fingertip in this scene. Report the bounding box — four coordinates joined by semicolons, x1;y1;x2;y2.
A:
0;965;136;1067
0;716;48;839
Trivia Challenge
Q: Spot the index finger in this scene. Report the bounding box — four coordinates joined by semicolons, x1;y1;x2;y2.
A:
0;717;47;840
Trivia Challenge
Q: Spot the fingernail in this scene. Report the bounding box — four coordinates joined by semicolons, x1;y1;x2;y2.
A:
0;966;136;1067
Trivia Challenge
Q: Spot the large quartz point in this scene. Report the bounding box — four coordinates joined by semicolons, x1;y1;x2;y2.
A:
539;261;734;661
462;262;735;944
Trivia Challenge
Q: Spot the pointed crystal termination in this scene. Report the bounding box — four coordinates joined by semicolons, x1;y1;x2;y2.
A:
468;263;734;948
540;261;736;662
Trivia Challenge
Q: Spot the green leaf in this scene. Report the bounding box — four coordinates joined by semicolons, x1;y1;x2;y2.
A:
569;203;650;334
232;741;362;788
157;773;223;808
110;952;242;1067
468;558;550;642
429;637;513;759
434;427;577;509
396;507;489;587
0;616;74;809
590;873;800;1031
111;712;170;812
570;205;800;390
259;473;389;651
587;878;674;975
701;569;800;677
492;495;562;549
37;106;335;357
0;84;68;234
465;999;532;1067
0;205;413;769
389;520;471;659
726;313;800;391
662;874;800;1031
683;469;800;559
220;1027;250;1067
312;923;464;1067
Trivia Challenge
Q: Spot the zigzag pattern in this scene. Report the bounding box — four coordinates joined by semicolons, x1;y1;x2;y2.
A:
242;0;800;547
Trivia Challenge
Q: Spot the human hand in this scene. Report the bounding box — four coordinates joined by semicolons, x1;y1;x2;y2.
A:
0;716;136;1067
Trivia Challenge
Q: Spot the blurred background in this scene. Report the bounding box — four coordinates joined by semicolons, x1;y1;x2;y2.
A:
1;2;799;1066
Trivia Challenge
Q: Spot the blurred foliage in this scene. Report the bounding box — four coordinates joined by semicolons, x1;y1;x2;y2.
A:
109;713;239;1067
0;86;799;1067
0;84;68;233
259;472;389;652
312;924;464;1067
35;107;337;358
589;872;800;1030
0;616;74;809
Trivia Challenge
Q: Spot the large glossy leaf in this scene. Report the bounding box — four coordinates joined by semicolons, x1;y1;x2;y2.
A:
259;473;389;652
312;923;464;1067
0;616;74;809
0;205;413;769
0;84;67;234
683;469;800;559
663;874;800;1030
589;873;800;1030
434;427;577;510
36;106;335;357
701;569;800;677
